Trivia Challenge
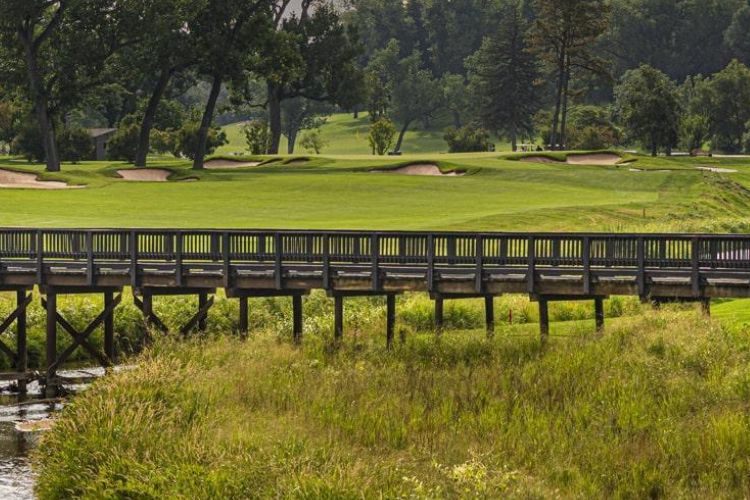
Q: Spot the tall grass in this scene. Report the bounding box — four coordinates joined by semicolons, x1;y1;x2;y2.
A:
0;291;645;370
33;308;750;498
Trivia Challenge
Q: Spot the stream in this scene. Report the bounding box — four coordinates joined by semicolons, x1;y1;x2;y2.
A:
0;368;108;499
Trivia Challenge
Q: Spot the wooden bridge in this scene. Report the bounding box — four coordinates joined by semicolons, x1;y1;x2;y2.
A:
2;228;750;395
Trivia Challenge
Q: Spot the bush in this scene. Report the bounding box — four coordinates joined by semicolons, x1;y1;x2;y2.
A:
242;120;270;155
299;130;327;154
106;116;140;162
10;120;45;162
368;118;396;155
150;129;176;155
58;127;94;163
172;121;227;160
443;125;492;152
566;106;621;150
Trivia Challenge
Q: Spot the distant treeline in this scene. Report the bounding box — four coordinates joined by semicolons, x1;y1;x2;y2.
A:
2;0;750;170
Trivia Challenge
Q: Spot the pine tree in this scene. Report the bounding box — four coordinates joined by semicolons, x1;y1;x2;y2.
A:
468;0;540;151
529;0;610;149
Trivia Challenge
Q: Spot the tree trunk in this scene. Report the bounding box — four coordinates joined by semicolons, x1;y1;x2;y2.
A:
651;136;657;157
394;120;412;153
135;68;172;167
511;128;518;152
22;37;59;172
268;83;282;154
287;128;298;154
559;58;571;150
192;74;222;170
549;46;567;151
452;110;462;129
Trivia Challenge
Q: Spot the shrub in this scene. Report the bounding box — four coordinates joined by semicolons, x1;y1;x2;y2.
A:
368;118;396;155
58;127;94;163
10;120;45;162
443;125;492;152
242;120;270;155
300;130;327;154
150;129;176;155
172;121;227;160
106;118;140;162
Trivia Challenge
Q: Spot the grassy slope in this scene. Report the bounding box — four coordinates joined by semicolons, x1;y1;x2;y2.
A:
217;112;456;156
34;310;750;498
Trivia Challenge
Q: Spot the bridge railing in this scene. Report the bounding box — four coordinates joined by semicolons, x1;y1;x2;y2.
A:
2;229;750;271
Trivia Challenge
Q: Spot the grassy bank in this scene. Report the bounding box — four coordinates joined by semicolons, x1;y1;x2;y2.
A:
34;309;750;498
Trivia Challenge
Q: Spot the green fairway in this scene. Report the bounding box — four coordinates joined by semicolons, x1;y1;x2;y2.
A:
2;151;750;231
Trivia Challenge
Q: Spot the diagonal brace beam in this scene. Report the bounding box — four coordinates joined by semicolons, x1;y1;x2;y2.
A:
0;293;32;364
132;294;169;334
42;294;121;371
180;296;215;336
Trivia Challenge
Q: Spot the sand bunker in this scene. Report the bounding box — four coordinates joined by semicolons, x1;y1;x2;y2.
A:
521;156;563;164
696;166;737;173
521;153;622;166
565;153;622;165
117;169;171;182
374;164;465;176
0;169;81;189
204;159;261;169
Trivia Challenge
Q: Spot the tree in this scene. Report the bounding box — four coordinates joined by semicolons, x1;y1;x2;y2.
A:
368;118;396;155
281;97;331;154
190;0;272;169
614;65;681;156
259;1;364;154
0;0;142;171
467;0;540;151
725;3;750;65
441;74;471;129
243;120;271;155
300;130;327;154
529;0;610;150
126;0;204;167
444;125;491;152
705;60;750;153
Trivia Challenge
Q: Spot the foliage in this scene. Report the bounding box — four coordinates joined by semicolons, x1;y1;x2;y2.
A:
368;118;396;155
173;121;227;160
299;130;327;154
10;119;45;162
57;127;93;163
705;60;750;153
466;0;540;151
565;106;621;150
242;120;271;155
443;125;491;153
614;65;681;156
106;119;141;163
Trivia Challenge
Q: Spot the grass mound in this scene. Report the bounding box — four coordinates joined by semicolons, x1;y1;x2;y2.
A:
34;310;750;498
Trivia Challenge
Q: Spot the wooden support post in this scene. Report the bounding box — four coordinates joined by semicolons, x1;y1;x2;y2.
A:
701;298;711;317
435;296;444;335
239;296;249;338
334;295;344;341
386;294;396;349
198;293;208;332
143;292;153;331
15;290;27;394
292;295;303;344
45;292;58;398
539;299;549;342
485;295;495;338
595;297;605;333
104;292;115;362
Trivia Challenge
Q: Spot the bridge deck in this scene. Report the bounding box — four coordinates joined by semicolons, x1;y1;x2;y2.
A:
1;228;748;395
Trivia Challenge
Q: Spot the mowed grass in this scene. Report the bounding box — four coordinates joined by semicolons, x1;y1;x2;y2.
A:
217;112;459;156
34;308;750;498
3;151;750;231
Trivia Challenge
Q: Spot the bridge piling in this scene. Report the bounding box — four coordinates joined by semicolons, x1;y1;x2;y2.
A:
435;296;444;335
538;299;550;341
334;295;344;342
595;298;605;333
0;288;32;393
485;296;495;338
386;294;396;349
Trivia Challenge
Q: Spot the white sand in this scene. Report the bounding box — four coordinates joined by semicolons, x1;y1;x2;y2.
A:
204;159;261;169
565;153;622;165
374;164;465;176
117;169;171;182
696;166;737;173
521;153;623;166
0;169;82;189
